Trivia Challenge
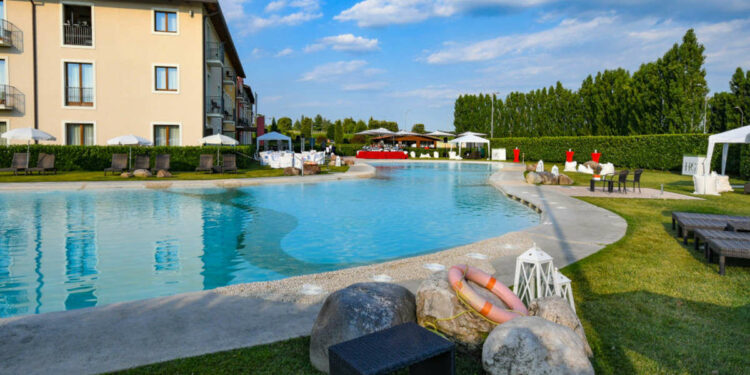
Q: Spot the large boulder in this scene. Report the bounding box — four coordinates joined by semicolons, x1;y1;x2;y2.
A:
416;270;505;354
283;167;301;176
525;172;542;184
303;163;321;175
120;172;133;178
133;169;152;178
483;316;594;375
583;161;602;174
538;171;557;185
557;174;574;185
528;296;592;357
156;170;172;178
309;283;416;373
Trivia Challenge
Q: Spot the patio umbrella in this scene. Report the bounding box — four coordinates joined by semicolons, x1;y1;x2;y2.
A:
1;128;57;168
457;131;486;137
426;130;454;137
107;135;153;170
200;134;239;164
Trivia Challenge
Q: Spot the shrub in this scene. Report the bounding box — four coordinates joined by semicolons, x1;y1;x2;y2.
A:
351;134;367;144
0;145;255;172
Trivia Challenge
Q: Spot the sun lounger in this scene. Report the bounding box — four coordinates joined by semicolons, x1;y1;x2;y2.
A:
671;212;749;231
673;214;750;244
693;228;750;254
0;153;29;175
705;238;750;275
104;154;128;176
195;154;214;173
28;153;56;175
220;154;238;174
151;154;171;173
131;155;150;171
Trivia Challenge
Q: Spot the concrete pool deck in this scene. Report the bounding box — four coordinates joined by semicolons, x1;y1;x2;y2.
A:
0;161;627;375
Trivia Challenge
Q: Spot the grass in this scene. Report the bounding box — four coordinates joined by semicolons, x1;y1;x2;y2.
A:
114;169;749;374
0;165;349;183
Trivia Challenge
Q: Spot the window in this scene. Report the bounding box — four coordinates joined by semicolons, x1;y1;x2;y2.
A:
153;125;180;146
154;10;177;33
155;66;177;92
0;121;6;145
63;4;93;46
65;62;94;106
66;123;94;145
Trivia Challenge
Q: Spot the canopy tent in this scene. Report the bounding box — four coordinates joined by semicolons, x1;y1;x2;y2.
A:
426;130;454;137
355;128;395;136
457;131;486;137
107;134;153;170
1;128;57;168
703;124;750;175
449;134;490;158
256;131;292;151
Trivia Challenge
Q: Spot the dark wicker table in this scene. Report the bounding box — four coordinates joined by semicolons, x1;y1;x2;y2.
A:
328;322;455;375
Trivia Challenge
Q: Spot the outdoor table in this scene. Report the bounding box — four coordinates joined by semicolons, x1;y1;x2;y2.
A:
356;151;408;159
328;322;455;375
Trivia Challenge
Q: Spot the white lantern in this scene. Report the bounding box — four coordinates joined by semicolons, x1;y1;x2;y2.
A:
551;268;575;313
512;243;555;306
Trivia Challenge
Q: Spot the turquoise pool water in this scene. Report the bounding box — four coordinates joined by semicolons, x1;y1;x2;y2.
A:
0;162;537;317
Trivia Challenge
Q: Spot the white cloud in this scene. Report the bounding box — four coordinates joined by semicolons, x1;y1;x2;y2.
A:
220;0;252;21
300;60;369;82
251;48;267;58
391;86;463;100
275;48;294;57
305;34;380;53
236;0;321;33
342;82;388;91
335;0;554;27
265;0;287;13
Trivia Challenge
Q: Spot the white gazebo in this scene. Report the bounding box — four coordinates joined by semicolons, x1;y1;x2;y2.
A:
702;124;750;175
256;131;292;151
449;134;490;157
457;131;486;137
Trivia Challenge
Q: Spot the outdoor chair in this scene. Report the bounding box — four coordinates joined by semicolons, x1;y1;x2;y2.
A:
0;153;29;175
104;154;128;176
151;154;171;173
616;169;630;192
28;153;56;175
132;155;150;171
220;154;238;174
627;169;643;193
195;154;214;173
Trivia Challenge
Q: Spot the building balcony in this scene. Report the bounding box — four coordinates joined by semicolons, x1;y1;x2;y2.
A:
0;84;20;111
206;42;224;67
222;109;235;124
63;24;92;47
223;68;236;86
206;96;223;117
0;20;18;48
65;87;94;107
237;117;251;129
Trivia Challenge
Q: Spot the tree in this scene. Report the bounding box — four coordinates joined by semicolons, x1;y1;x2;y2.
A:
327;120;338;139
354;120;367;133
300;116;313;138
277;117;292;132
313;114;324;131
270;117;279;132
343;118;357;134
411;124;425;133
293;119;301;130
334;121;344;145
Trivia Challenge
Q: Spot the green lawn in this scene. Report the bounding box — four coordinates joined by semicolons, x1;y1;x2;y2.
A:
114;169;750;374
0;165;349;183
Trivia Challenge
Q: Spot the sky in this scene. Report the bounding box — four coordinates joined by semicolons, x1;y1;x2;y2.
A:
219;0;750;131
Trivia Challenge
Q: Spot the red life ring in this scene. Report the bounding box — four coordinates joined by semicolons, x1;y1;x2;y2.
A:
448;264;527;324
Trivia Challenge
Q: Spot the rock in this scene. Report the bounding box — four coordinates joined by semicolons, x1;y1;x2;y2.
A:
525;172;542;184
416;270;507;354
303;164;321;175
557;174;574;185
583;161;602;174
133;169;152;178
283;167;300;176
483;316;594;375
528;296;592;357
526;163;536;172
120;172;133;178
328;159;336;167
310;283;416;373
156;170;172;178
344;159;355;166
538;171;557;185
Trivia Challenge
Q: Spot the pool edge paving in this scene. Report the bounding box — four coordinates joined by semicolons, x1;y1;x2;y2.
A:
0;161;627;375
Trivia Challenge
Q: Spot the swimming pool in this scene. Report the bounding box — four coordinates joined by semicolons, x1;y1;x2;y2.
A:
0;162;538;317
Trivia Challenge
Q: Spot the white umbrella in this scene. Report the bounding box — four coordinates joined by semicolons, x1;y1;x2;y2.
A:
1;128;57;168
107;135;153;170
200;134;239;165
357;127;395;136
457;131;486;137
427;130;454;137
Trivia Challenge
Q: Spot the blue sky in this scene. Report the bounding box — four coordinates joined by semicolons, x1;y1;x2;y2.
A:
219;0;750;131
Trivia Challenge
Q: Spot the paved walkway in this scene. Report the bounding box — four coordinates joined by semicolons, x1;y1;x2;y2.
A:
545;185;701;200
0;162;627;375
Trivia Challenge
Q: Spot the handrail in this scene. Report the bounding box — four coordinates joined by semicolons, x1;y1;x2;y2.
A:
63;24;92;46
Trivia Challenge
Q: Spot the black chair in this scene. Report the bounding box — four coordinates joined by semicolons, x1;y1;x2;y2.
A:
628;169;643;193
616;169;630;192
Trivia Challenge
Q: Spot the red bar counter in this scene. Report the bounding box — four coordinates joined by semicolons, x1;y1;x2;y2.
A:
356;151;409;159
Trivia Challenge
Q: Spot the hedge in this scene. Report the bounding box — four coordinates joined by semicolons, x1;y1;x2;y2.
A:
0;145;255;171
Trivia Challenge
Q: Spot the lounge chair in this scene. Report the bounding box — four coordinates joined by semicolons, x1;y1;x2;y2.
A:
131;155;150;171
28;153;56;175
0;153;29;175
220;154;238;174
104;154;128;176
195;154;214;173
705;238;750;275
693;228;750;253
672;212;750;244
627;169;643;193
151;154;171;173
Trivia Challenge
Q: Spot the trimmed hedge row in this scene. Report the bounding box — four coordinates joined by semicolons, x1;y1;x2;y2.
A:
0;145;255;171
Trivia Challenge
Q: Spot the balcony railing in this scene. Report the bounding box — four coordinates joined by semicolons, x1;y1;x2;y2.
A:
222;96;235;123
0;19;18;47
206;42;224;66
206;96;222;116
65;87;94;106
0;84;21;111
63;24;92;46
223;68;236;85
